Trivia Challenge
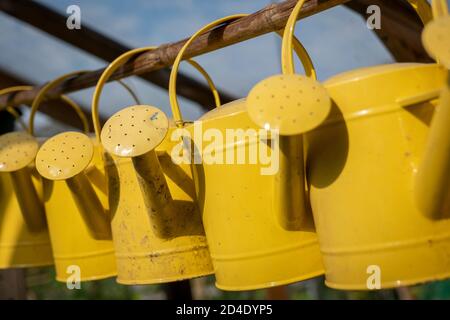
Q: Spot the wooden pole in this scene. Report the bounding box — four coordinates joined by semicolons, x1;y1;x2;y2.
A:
0;0;351;109
0;0;236;109
345;0;433;62
0;67;99;130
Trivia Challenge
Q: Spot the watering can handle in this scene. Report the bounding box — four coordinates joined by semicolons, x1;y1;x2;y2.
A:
169;14;317;126
91;46;221;142
408;0;434;24
28;71;141;136
1;105;27;131
282;0;433;75
431;0;449;18
0;85;87;134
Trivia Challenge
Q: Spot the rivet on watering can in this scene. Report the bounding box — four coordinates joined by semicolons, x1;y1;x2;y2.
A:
100;105;173;238
0;131;47;232
35;132;112;239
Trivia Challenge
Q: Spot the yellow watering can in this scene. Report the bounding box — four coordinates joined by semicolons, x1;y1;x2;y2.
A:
31;72;119;282
0;86;53;269
0;85;83;269
92;47;218;284
168;15;325;291
272;0;450;290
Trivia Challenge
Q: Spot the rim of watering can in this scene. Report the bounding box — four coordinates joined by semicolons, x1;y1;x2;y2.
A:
91;46;222;145
168;14;318;127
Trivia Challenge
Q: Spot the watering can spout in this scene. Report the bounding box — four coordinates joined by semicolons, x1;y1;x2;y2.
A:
0;131;47;232
36;132;113;240
101;105;176;238
66;173;112;239
274;135;309;230
10;167;47;232
132;150;175;238
415;76;450;219
247;75;331;230
415;12;450;219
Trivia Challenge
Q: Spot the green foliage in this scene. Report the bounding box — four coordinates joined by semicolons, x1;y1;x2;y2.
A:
25;268;450;300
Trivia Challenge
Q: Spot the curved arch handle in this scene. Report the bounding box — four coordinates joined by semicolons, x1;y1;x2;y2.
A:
169;14;317;127
91;46;222;142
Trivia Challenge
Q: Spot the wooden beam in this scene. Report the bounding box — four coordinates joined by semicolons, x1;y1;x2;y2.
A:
345;0;433;62
0;0;351;109
0;67;100;130
0;0;236;109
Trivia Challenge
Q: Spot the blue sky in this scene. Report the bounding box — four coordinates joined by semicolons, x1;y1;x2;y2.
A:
0;0;433;134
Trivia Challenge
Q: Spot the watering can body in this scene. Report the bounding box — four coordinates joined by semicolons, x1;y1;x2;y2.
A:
184;99;324;291
306;63;450;289
0;172;53;268
42;137;116;282
106;125;213;285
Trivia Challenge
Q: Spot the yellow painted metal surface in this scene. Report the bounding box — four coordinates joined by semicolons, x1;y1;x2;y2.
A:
416;8;450;220
36;132;112;240
0;173;53;269
306;63;450;289
30;73;117;282
39;140;117;281
36;132;94;180
169;13;325;291
270;0;450;290
101;106;169;157
422;16;450;68
92;47;215;285
247;74;331;135
0;86;53;269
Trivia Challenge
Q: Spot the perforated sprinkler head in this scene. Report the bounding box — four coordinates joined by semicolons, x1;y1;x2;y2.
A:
422;16;450;69
101;105;169;158
36;131;111;240
36;132;94;181
0;131;46;232
0;131;38;172
247;74;331;136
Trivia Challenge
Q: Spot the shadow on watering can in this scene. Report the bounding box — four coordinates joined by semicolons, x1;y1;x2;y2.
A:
31;71;120;282
304;103;349;189
168;14;327;291
281;0;450;290
91;46;219;284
